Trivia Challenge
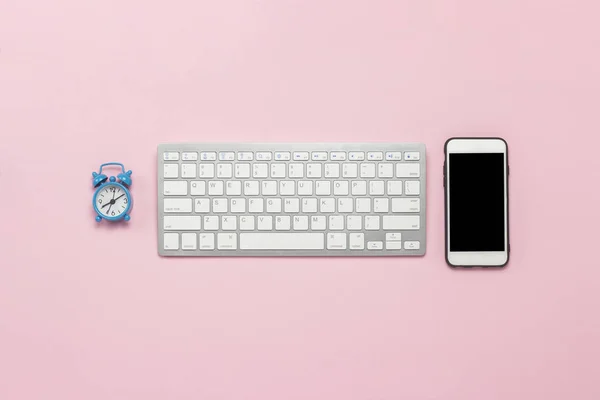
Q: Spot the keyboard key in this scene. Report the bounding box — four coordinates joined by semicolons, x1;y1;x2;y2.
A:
356;198;371;213
337;198;353;213
386;241;402;250
324;163;340;178
253;163;268;178
219;152;235;161
374;198;389;213
327;233;347;249
333;181;349;195
385;152;402;161
315;181;331;196
312;152;328;161
349;152;365;161
386;233;402;242
284;198;300;213
190;181;206;196
404;241;420;250
244;181;260;196
238;152;253;161
369;181;385;196
164;216;201;230
266;198;282;213
293;152;309;161
306;163;322;178
240;233;325;250
257;215;272;230
297;181;313;195
221;216;237;230
288;163;304;178
181;164;197;178
208;181;224;195
262;181;277;196
330;152;346;161
293;215;309;230
392;198;420;213
217;233;237;250
311;215;326;230
367;241;383;250
226;181;242;196
240;216;255;230
212;198;228;213
199;164;214;178
182;152;198;161
342;163;358;178
271;164;286;178
396;163;420;178
200;152;217;161
367;152;383;161
320;198;335;213
235;163;251;178
280;181;295;196
217;163;233;178
276;216;291;230
351;181;367;195
164;164;178;178
405;181;420;196
387;181;403;195
204;216;219;230
382;216;420;230
249;198;264;213
349;233;365;249
181;233;197;250
164;198;192;213
256;152;272;161
194;198;210;213
347;216;362;230
365;216;380;230
230;198;246;213
275;152;291;161
164;181;187;196
199;233;215;250
360;163;376;178
329;216;344;230
404;152;420;161
164;152;179;161
163;233;179;250
378;163;394;178
302;198;318;213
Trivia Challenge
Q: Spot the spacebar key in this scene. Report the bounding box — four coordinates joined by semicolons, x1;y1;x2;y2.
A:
240;233;325;250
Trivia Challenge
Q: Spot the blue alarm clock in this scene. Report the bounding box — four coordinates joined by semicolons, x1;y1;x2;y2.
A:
92;163;133;222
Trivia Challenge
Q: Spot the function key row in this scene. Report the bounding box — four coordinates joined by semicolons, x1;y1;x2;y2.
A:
163;162;420;180
163;151;421;162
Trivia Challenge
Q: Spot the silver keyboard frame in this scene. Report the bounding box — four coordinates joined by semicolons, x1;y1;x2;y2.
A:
158;143;426;257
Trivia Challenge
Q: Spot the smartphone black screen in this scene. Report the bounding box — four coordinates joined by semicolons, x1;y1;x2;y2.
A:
449;153;505;251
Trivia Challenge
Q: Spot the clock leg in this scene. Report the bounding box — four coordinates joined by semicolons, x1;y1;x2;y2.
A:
124;214;131;221
95;215;102;222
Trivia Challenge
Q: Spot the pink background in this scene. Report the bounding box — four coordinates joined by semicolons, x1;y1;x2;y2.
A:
1;1;600;399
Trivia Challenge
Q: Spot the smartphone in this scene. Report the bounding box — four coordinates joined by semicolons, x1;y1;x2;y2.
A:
444;137;510;267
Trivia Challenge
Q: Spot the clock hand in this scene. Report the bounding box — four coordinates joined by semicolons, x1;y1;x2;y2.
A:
101;194;125;209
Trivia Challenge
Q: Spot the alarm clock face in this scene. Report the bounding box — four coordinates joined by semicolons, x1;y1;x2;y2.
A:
95;183;130;219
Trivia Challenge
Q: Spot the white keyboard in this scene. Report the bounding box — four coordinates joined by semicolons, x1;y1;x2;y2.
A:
158;143;426;256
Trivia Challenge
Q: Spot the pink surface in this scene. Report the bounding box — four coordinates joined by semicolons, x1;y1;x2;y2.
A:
1;1;600;399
